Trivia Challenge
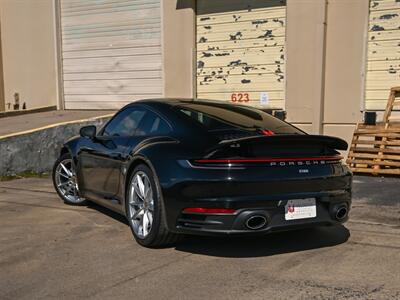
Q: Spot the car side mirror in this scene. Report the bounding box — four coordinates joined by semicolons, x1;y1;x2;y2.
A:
80;125;97;139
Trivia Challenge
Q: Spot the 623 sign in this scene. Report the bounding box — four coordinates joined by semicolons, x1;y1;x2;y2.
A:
231;93;250;103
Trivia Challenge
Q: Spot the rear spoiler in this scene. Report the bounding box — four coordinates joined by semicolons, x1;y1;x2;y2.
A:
206;134;348;155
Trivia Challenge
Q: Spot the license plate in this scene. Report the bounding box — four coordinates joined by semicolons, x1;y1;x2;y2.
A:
285;198;317;220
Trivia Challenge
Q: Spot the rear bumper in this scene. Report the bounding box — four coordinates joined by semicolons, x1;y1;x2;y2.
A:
173;190;351;236
156;160;352;236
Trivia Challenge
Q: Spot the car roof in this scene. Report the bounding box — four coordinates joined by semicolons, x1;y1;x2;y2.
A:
125;98;271;119
126;98;234;107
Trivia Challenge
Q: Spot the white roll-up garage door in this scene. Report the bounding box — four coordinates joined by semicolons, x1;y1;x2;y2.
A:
366;0;400;110
196;0;286;109
60;0;162;109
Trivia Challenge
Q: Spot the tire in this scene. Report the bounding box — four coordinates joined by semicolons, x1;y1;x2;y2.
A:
125;164;180;248
52;153;87;205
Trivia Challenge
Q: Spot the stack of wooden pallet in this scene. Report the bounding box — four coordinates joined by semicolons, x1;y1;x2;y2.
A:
347;87;400;175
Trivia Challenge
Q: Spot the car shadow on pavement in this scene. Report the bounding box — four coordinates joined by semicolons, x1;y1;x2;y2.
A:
87;201;129;225
85;202;350;258
175;225;350;258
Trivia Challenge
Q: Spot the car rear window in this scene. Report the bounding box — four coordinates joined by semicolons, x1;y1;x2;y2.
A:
176;102;303;139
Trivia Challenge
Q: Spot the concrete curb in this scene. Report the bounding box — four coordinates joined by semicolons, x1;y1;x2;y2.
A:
0;115;112;177
0;114;114;140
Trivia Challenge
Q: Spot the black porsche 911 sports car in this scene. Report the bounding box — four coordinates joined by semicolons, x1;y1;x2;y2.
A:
53;99;352;247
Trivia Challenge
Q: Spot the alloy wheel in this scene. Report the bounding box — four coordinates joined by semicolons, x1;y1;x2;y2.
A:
128;171;154;239
54;158;82;203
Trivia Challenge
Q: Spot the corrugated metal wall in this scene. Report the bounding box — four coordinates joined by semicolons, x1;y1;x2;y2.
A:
366;0;400;110
196;0;286;108
60;0;162;109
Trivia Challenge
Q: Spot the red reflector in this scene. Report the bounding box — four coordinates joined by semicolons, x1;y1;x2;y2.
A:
183;208;236;214
194;156;342;164
261;130;275;136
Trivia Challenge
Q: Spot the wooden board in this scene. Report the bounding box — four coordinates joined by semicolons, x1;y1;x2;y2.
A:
347;127;400;175
347;88;400;176
60;0;162;109
196;0;286;109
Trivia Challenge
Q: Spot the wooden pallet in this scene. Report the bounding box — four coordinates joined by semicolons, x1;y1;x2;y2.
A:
347;87;400;175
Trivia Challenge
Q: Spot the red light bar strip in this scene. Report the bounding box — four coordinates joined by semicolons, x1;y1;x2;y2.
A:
261;130;275;136
183;208;236;214
194;156;343;164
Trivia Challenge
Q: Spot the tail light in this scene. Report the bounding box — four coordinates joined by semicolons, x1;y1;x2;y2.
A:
182;208;236;214
193;156;343;164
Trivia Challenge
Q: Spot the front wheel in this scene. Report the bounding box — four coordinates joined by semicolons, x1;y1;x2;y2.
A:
126;164;180;247
52;153;87;205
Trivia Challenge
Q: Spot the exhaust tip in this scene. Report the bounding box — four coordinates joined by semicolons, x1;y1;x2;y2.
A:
335;206;348;220
245;215;267;230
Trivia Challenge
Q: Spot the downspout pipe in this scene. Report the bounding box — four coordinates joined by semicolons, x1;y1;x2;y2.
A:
312;0;328;135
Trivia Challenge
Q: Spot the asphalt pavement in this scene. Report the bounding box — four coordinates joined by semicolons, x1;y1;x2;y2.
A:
0;176;399;300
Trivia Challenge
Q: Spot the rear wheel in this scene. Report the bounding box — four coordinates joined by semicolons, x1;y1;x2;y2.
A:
126;164;180;247
52;153;86;205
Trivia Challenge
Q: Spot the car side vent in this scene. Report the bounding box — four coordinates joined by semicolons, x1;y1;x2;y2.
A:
177;214;207;229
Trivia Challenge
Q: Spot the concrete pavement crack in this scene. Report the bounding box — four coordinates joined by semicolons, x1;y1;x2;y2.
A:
0;200;95;213
0;185;55;195
348;241;400;250
349;219;400;228
86;253;193;298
